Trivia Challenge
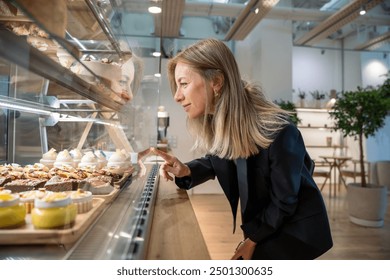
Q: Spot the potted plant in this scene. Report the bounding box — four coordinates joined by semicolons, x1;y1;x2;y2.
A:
297;89;306;108
310;90;326;108
379;71;390;104
329;86;389;227
274;99;301;126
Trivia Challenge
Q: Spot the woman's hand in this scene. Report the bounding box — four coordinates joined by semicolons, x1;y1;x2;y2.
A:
137;147;153;160
152;148;191;181
231;238;257;260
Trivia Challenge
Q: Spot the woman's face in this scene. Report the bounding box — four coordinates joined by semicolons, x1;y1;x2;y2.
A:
173;62;213;119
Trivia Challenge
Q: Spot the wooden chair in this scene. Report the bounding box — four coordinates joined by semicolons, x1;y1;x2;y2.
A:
339;159;371;186
312;160;331;191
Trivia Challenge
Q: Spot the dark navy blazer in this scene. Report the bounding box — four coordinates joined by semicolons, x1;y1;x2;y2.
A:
175;124;333;259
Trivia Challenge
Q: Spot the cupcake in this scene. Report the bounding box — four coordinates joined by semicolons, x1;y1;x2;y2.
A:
78;151;98;170
70;148;83;168
40;148;57;168
54;149;74;168
19;188;52;213
31;192;77;229
68;189;93;214
106;149;130;175
0;193;26;228
94;150;108;170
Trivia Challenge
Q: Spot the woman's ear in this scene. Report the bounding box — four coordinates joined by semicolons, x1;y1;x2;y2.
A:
212;72;224;94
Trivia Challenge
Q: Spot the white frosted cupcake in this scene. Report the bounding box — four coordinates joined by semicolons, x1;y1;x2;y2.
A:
54;149;74;168
107;149;130;175
40;148;57;168
94;150;108;170
78;151;98;170
68;189;93;214
70;148;83;168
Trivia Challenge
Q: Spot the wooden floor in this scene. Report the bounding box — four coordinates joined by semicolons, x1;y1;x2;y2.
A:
189;185;390;260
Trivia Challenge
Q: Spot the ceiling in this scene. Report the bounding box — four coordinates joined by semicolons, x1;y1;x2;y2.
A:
3;0;389;57
99;0;390;57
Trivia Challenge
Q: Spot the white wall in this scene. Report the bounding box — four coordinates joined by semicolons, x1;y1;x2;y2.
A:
361;52;390;163
236;19;293;102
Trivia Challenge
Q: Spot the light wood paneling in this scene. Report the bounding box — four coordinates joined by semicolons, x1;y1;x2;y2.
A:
190;185;390;260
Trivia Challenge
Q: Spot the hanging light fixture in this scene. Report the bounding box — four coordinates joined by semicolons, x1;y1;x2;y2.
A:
148;0;162;14
359;5;366;16
148;6;161;14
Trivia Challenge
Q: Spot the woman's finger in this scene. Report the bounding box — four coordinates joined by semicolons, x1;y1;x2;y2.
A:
159;164;173;181
152;147;174;162
138;147;152;159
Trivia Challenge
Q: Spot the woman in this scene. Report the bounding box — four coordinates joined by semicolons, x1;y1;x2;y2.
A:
153;38;333;260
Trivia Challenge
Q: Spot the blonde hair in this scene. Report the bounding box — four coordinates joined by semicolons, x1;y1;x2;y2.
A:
167;38;291;159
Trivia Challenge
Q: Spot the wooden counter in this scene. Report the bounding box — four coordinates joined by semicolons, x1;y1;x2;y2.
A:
146;178;211;260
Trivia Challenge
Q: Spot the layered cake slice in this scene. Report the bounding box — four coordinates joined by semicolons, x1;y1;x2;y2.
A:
3;179;47;192
44;175;77;192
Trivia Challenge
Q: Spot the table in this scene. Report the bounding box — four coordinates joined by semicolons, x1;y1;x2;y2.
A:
319;155;352;197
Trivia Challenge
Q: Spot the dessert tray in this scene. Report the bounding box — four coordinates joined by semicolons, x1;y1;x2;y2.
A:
93;188;120;204
0;197;105;245
114;170;133;188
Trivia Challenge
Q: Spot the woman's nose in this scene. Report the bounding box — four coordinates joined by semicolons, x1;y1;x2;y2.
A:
174;89;184;102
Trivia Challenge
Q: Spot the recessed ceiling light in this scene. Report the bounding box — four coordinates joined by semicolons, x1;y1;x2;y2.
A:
152;51;161;57
154;73;161;78
148;6;161;14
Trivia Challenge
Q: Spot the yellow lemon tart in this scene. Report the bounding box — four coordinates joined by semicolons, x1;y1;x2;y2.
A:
0;193;26;229
31;192;77;229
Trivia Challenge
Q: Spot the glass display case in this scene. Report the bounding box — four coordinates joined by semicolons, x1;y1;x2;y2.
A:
0;0;160;259
0;0;153;163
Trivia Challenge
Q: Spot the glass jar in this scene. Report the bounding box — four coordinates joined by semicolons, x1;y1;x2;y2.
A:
0;193;26;228
31;192;77;229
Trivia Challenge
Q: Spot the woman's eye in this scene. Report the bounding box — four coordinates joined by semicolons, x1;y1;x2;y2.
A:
180;83;187;88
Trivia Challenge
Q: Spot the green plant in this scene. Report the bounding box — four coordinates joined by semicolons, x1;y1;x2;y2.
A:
274;99;301;126
298;89;306;99
329;86;388;187
310;90;325;100
379;71;390;109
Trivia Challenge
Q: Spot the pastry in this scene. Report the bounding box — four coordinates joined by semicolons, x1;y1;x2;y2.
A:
53;149;73;168
69;148;83;168
19;188;52;213
94;150;108;170
0;193;26;229
0;187;11;194
78;151;98;170
44;175;77;192
106;149;130;175
23;163;50;180
0;177;11;187
68;189;93;214
79;177;114;195
39;148;57;168
3;179;47;193
31;192;77;229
